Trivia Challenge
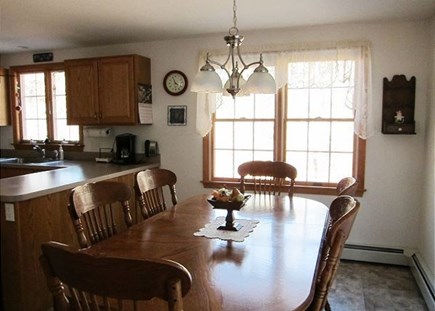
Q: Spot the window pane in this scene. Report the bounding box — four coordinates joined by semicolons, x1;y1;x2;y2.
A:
331;122;354;152
286;121;308;151
234;122;253;150
309;89;331;119
216;96;235;118
287;89;309;118
253;122;274;150
255;94;275;119
235;150;254;177
331;88;354;118
234;96;254;119
330;153;353;182
287;151;307;182
307;152;330;182
308;122;330;151
214;122;234;149
21;73;47;140
215;150;234;178
253;151;273;161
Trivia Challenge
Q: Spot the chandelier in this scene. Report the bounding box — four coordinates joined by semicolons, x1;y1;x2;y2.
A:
190;0;276;98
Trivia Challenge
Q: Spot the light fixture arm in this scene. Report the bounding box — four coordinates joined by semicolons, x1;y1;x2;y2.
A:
191;0;276;98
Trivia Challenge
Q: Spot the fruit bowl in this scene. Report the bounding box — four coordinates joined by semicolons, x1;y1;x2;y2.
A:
207;195;251;211
207;195;251;231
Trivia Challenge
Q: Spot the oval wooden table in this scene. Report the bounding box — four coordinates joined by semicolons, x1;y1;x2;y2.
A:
84;194;329;311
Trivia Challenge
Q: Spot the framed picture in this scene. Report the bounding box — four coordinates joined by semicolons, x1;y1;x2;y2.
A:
167;105;187;126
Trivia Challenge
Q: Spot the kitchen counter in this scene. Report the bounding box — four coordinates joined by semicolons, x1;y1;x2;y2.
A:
0;157;160;202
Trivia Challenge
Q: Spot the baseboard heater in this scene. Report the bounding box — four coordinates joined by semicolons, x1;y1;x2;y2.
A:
342;244;408;266
410;254;435;311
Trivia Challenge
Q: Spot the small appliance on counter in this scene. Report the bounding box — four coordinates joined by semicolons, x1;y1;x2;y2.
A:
145;140;159;157
113;133;136;164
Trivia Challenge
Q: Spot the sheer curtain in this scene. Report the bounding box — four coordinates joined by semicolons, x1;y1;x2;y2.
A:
195;40;373;139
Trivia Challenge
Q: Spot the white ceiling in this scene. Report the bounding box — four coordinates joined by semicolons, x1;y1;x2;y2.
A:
1;0;434;54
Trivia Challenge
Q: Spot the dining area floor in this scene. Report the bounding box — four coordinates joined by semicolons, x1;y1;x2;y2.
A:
328;260;428;311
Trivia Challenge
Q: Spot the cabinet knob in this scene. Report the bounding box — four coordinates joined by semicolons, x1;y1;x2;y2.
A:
398;127;402;132
99;112;103;119
94;113;98;120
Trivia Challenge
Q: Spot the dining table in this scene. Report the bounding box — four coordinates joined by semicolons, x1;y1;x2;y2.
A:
84;193;329;311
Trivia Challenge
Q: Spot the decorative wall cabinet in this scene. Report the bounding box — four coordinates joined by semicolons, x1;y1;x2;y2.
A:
0;67;11;126
65;54;150;125
382;75;416;135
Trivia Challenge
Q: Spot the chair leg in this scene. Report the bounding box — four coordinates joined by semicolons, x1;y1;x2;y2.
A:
325;299;331;311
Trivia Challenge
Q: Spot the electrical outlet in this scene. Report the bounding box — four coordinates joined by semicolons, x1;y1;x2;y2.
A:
5;203;15;222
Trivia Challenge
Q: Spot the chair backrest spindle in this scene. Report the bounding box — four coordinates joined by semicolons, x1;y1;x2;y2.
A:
238;161;297;196
136;169;178;219
40;241;192;311
68;181;133;249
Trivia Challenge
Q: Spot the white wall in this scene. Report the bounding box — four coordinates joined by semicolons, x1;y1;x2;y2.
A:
0;20;433;259
418;17;435;284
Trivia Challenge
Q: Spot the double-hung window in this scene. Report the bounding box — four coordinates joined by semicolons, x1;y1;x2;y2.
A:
202;45;370;196
10;63;82;149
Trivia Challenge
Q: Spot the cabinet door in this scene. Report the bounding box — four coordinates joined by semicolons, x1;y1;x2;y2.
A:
98;56;136;124
65;59;99;125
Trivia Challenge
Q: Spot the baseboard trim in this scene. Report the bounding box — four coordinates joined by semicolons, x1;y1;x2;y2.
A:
410;253;435;311
342;244;409;266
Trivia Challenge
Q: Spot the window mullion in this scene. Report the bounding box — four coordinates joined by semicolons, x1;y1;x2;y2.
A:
45;70;54;141
276;86;285;161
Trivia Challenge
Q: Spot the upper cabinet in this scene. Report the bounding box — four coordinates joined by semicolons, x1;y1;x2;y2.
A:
382;75;416;135
65;54;150;125
0;67;11;126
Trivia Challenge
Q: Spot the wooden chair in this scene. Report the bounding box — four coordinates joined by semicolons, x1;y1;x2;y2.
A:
308;195;361;311
68;181;133;249
237;160;297;196
136;168;178;219
336;177;358;196
40;241;192;311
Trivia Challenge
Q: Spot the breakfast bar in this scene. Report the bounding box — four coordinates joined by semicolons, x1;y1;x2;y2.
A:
0;158;160;311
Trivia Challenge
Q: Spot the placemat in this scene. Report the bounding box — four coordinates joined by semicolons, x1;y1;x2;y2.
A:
193;216;259;242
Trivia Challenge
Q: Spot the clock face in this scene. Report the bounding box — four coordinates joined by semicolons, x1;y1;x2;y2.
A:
164;70;188;96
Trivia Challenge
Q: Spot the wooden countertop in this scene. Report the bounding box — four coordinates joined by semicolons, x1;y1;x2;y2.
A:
0;158;160;202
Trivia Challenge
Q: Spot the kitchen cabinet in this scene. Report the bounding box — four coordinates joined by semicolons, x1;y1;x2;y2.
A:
65;54;150;125
0;67;10;126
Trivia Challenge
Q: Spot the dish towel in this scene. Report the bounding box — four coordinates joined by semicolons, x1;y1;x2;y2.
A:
194;217;259;242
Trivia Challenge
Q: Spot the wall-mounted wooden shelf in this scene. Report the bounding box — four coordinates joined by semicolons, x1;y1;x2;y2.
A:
382;75;416;135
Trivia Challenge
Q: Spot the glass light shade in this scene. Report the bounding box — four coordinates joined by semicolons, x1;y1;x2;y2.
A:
223;76;249;97
190;70;223;93
245;71;276;94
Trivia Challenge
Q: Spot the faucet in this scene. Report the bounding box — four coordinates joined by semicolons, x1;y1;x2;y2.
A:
33;144;46;158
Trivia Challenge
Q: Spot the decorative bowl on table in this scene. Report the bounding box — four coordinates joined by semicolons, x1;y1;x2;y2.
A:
207;195;251;231
207;195;251;211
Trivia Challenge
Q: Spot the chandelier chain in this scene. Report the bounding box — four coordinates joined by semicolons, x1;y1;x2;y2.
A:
233;0;237;28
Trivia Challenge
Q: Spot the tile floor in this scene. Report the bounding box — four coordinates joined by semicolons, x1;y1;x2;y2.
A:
328;260;428;311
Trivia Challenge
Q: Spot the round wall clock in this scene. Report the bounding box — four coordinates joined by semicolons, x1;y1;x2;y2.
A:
163;70;188;96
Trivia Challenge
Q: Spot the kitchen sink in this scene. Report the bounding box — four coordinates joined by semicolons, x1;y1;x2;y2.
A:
0;157;63;165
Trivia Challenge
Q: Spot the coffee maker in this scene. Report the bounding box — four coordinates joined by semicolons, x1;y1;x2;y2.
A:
114;133;136;164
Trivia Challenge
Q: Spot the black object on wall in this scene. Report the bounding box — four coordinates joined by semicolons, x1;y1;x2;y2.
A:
382;75;416;135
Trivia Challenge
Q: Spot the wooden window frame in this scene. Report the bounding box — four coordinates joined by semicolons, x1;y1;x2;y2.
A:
9;63;84;152
202;87;366;197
